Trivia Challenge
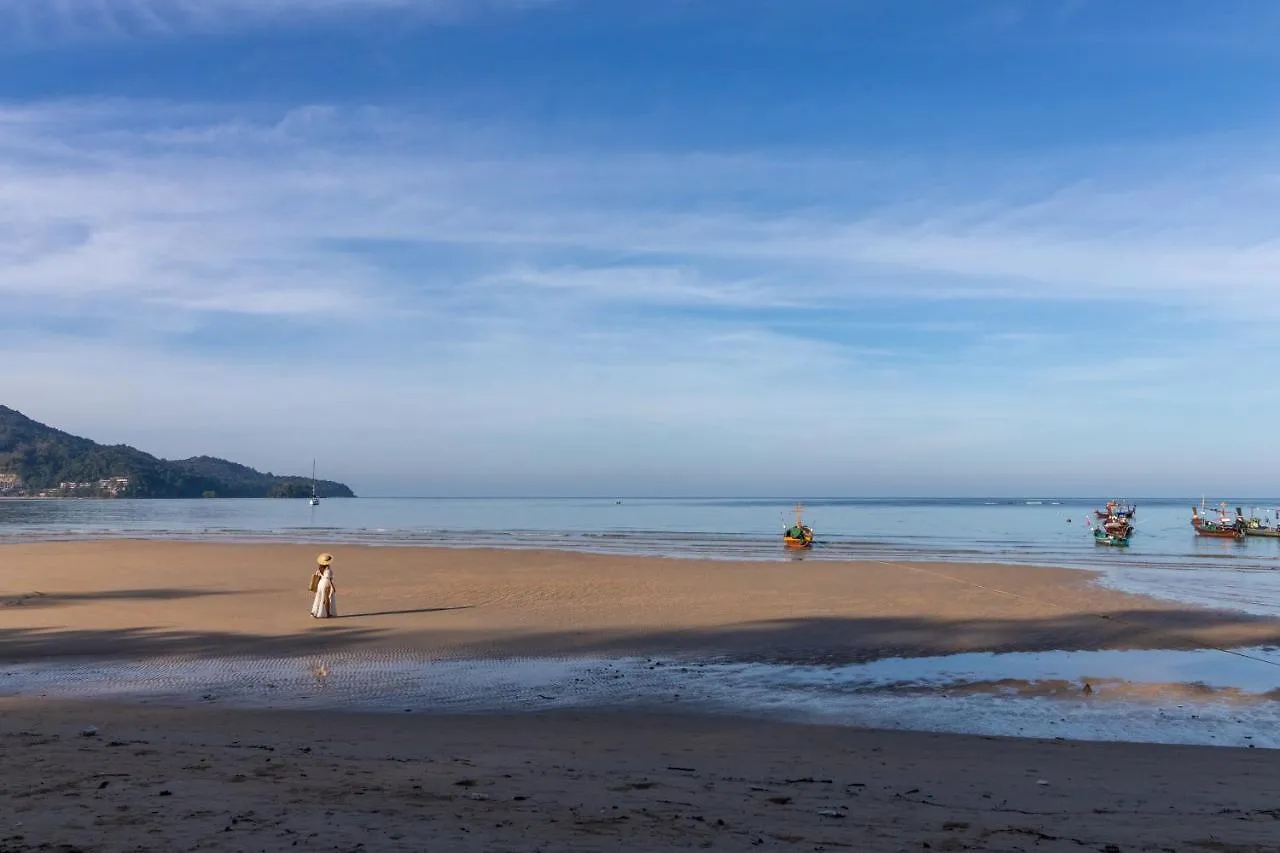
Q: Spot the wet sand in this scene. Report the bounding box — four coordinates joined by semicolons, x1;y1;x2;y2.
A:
3;540;1280;663
2;701;1278;853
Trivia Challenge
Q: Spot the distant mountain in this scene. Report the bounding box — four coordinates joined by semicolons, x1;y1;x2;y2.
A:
0;405;355;499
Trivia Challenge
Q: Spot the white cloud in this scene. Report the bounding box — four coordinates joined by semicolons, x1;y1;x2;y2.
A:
10;98;1280;331
0;0;558;47
4;98;1280;492
5;102;1280;346
481;265;797;309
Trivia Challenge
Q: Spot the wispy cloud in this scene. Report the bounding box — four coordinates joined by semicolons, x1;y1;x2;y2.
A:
481;265;796;309
5;98;1280;492
0;0;557;48
8;99;1280;342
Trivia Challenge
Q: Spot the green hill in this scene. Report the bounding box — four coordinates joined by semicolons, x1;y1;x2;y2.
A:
0;405;355;499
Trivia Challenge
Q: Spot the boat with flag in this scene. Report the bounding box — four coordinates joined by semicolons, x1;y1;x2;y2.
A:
1095;500;1136;519
1092;526;1131;547
783;504;814;549
1091;513;1133;547
1237;507;1280;538
1191;502;1244;539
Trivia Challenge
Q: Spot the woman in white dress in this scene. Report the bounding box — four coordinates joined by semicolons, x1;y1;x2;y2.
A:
310;553;338;618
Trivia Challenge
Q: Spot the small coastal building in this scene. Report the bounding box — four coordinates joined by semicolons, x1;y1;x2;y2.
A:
0;472;22;495
97;477;130;496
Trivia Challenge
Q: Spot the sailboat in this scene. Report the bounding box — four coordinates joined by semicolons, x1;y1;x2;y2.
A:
309;460;320;506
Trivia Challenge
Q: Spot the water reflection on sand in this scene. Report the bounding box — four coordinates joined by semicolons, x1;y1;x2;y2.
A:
3;645;1279;748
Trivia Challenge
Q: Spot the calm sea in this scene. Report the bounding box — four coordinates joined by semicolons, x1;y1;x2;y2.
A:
2;496;1279;615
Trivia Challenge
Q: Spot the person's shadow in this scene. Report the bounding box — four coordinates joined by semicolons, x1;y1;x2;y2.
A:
339;605;475;619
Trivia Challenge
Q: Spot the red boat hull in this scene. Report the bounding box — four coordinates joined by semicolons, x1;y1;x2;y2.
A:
1191;520;1243;539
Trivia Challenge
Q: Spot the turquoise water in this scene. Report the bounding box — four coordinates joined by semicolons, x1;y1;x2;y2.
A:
3;496;1280;615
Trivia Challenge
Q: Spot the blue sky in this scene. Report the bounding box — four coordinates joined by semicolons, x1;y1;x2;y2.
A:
3;0;1280;497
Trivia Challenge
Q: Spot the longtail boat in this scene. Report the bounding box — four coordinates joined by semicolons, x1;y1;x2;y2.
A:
1093;527;1130;547
1095;500;1136;519
1238;507;1280;538
1092;514;1133;546
783;504;814;549
1191;504;1244;539
1102;516;1134;536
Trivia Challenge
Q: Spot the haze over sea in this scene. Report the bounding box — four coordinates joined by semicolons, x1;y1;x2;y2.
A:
4;496;1280;617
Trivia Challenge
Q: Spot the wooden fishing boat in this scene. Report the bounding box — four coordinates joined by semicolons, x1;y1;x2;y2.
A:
1191;504;1244;539
1095;500;1135;519
1092;513;1133;546
1101;516;1134;537
1238;507;1280;538
783;504;814;549
1093;527;1130;547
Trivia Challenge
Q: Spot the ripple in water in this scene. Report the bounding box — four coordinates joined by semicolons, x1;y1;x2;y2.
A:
3;647;1279;748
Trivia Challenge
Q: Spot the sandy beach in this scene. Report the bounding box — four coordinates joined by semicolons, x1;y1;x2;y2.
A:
3;541;1280;852
4;540;1280;662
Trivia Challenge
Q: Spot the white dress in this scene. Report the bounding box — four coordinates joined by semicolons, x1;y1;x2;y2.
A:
310;567;337;618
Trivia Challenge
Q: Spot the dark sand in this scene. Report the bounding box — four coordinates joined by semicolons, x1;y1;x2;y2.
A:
2;702;1278;853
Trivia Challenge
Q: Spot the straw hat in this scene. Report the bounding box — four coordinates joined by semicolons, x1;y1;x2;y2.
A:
316;553;334;566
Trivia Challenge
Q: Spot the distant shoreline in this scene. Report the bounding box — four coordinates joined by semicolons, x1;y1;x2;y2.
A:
0;495;358;500
3;493;1280;502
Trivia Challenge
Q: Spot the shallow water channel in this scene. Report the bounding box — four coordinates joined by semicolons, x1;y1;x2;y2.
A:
4;645;1279;748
